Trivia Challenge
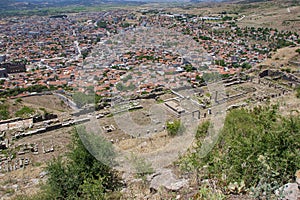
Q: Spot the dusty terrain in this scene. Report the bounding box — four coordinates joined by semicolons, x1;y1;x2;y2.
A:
260;46;300;69
19;95;71;114
5;95;71;119
147;0;300;32
0;127;72;199
1;1;300;199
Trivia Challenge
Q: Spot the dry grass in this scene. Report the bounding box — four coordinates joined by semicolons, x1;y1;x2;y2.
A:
147;0;300;32
20;95;71;113
236;3;300;32
257;46;300;73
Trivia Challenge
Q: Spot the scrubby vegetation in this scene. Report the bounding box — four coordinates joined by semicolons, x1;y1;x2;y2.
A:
179;105;300;198
15;126;122;200
13;105;300;199
0;103;9;120
0;85;49;97
129;153;154;178
72;92;95;108
166;119;185;136
72;92;102;108
296;86;300;98
15;106;35;118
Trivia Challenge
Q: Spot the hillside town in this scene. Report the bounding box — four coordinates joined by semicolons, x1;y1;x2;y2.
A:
0;9;299;97
0;2;300;199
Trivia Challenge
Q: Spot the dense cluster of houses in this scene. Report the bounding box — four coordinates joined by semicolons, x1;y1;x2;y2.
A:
0;9;298;99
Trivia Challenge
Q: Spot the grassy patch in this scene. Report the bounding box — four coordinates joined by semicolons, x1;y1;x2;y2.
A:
0;103;9;120
15;106;35;118
295;87;300;98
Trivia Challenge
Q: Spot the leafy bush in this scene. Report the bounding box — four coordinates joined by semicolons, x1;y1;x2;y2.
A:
180;105;300;198
166;119;185;136
43;126;121;199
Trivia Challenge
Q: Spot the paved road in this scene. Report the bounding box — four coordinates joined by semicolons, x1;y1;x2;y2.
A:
53;92;79;111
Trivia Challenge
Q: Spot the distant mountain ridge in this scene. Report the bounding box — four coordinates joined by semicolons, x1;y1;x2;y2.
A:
2;0;223;3
0;0;273;11
0;0;144;11
0;0;272;4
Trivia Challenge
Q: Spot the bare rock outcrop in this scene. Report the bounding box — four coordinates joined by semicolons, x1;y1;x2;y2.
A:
148;168;188;192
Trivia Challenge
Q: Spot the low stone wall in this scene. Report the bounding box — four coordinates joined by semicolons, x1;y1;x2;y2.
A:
259;69;300;87
12;117;90;140
0;118;33;132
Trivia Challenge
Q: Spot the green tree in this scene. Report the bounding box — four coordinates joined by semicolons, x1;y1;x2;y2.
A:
215;60;226;66
222;16;233;21
82;51;89;59
121;22;130;28
241;62;252;69
97;21;107;28
184;64;194;72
